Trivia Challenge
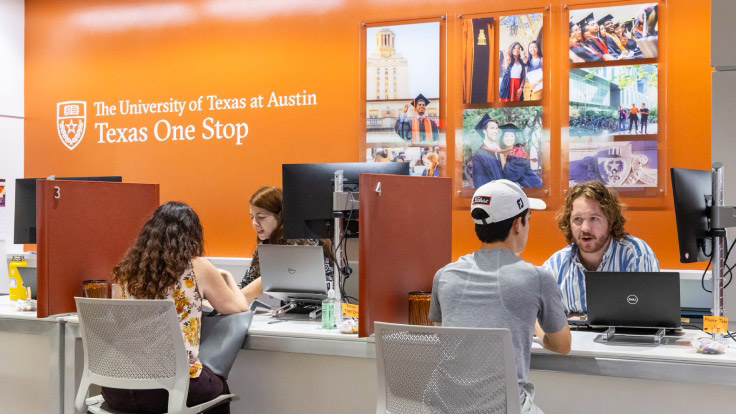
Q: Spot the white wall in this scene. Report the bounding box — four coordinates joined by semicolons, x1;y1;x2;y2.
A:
0;0;25;293
711;0;736;321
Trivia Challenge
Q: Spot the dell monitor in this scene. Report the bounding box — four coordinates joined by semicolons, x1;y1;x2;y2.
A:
14;176;123;244
282;162;410;239
671;168;711;263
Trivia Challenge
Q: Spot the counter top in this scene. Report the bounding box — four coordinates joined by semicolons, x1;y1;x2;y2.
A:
0;295;39;320
13;297;736;387
246;313;373;358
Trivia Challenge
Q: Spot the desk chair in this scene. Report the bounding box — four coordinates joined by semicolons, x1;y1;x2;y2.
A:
374;322;521;414
74;297;237;414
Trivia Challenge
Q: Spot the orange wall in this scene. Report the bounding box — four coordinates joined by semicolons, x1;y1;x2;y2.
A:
25;0;711;269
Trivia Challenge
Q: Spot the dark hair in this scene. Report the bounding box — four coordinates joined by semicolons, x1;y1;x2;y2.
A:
528;40;542;58
556;181;627;244
508;41;524;64
473;209;528;244
113;202;203;299
250;186;334;261
250;186;284;244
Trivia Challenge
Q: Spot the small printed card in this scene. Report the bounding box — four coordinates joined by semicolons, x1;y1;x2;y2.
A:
703;316;729;333
342;303;359;318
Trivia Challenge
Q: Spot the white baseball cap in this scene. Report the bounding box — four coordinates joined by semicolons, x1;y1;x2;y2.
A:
471;179;546;225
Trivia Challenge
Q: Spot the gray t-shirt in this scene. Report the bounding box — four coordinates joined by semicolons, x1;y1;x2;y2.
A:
429;248;567;392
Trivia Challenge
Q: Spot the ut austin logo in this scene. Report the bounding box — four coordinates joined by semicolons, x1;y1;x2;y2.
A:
56;101;87;150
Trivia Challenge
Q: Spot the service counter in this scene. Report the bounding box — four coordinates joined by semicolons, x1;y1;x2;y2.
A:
0;296;64;414
232;315;736;413
5;298;736;413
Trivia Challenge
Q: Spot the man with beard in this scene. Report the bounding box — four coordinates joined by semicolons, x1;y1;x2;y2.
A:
394;93;440;143
543;181;659;314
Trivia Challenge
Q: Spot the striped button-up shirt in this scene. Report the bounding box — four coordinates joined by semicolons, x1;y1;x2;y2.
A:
542;235;660;314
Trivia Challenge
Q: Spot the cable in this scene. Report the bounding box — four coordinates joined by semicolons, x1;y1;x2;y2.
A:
331;192;356;303
722;237;736;288
339;193;357;303
702;236;736;293
681;323;705;332
701;258;713;293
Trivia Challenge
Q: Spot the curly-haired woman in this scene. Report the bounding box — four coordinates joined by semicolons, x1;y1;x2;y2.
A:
104;201;248;413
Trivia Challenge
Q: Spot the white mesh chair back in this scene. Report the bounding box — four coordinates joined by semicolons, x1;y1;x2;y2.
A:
374;322;521;414
74;297;234;414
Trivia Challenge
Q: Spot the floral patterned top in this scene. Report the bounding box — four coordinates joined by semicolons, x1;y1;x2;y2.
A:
240;238;334;288
122;263;203;378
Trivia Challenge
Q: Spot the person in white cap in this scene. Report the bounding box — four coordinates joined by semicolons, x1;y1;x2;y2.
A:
429;179;570;414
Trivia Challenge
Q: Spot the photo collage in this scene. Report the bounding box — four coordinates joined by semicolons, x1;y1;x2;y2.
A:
362;3;662;197
460;13;544;191
568;3;659;189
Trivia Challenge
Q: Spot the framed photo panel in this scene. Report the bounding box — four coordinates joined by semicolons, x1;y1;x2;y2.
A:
461;107;543;189
569;3;658;63
569;64;658;138
462;17;495;104
569;139;658;188
364;21;444;177
498;14;543;102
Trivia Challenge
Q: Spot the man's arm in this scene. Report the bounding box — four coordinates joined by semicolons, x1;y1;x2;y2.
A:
535;321;572;354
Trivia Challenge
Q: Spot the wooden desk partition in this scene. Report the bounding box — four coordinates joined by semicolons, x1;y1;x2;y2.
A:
36;180;159;318
358;175;452;337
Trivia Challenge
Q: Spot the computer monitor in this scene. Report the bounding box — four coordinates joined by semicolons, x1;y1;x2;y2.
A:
670;168;711;263
14;176;123;244
282;162;410;239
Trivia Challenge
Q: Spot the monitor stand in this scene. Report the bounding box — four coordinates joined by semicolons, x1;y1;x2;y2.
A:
599;327;666;344
271;299;322;321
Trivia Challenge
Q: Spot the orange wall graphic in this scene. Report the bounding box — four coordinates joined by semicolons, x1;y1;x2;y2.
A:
25;0;711;270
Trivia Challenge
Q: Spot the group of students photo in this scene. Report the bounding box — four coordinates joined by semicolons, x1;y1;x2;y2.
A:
569;4;658;63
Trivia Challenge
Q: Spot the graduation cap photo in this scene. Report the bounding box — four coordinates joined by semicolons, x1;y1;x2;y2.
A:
461;107;544;190
474;113;499;138
597;14;614;26
577;12;594;30
568;3;658;63
411;93;430;107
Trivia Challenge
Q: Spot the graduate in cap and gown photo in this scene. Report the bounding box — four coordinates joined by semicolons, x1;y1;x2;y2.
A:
582;14;611;58
471;113;505;188
569;19;603;62
394;93;440;143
